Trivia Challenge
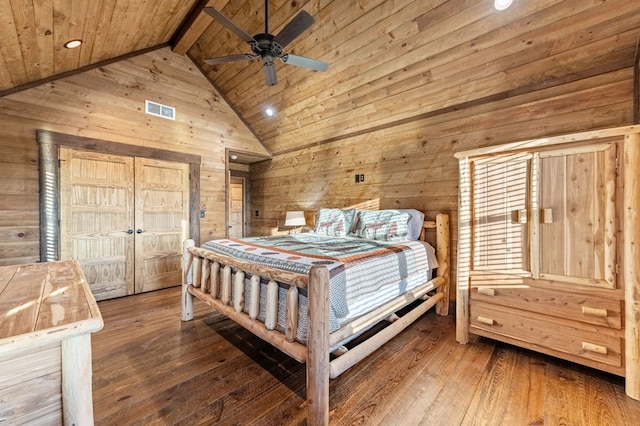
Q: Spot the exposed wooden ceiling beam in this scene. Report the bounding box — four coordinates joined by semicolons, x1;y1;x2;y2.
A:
0;43;169;98
172;0;231;56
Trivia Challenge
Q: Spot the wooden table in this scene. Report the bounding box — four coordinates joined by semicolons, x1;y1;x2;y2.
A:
0;259;103;425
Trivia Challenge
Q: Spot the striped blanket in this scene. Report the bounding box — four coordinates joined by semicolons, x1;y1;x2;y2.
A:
201;233;438;336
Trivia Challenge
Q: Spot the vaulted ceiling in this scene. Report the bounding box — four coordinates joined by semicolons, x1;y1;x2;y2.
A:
1;0;639;157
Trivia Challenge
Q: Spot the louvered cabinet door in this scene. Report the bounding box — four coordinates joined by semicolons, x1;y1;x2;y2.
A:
59;148;135;300
471;153;531;275
134;158;190;293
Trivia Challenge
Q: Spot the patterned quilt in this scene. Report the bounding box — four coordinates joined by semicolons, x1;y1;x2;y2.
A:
201;234;438;332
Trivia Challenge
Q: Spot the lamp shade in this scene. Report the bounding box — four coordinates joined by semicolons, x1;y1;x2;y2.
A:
284;211;306;227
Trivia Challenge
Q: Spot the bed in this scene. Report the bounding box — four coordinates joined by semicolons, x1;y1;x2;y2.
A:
181;209;450;425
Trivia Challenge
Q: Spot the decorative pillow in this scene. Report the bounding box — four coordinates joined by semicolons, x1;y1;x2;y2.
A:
398;209;425;240
351;210;412;241
313;208;356;237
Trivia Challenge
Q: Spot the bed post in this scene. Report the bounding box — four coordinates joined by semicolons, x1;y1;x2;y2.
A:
307;265;330;425
182;239;195;321
435;213;450;316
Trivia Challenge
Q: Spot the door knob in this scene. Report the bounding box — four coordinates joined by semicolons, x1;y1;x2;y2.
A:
136;229;144;234
127;229;134;234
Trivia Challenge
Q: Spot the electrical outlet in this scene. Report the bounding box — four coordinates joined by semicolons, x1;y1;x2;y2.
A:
199;210;205;218
255;210;260;217
359;174;365;182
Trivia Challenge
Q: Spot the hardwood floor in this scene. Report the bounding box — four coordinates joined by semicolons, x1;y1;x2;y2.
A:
92;287;640;425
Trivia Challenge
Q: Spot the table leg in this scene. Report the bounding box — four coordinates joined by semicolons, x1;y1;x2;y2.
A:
62;334;94;425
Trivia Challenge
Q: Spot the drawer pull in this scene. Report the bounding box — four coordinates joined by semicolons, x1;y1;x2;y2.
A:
582;342;608;355
581;306;608;318
477;288;495;296
477;316;495;325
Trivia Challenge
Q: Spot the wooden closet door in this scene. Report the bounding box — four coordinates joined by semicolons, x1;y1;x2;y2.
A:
134;158;190;293
59;148;135;301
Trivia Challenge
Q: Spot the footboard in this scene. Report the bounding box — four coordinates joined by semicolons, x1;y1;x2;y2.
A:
181;213;450;425
181;241;331;424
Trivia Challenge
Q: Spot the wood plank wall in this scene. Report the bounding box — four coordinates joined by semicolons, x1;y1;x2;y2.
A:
250;66;636;295
0;47;269;266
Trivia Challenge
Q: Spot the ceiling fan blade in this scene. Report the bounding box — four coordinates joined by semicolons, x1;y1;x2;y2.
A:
274;10;314;48
204;7;256;44
204;54;255;65
280;54;329;72
263;61;278;86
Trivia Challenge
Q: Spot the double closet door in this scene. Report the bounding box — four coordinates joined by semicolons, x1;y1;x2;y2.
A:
59;148;190;301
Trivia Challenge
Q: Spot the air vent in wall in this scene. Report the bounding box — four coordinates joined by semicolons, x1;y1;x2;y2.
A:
145;100;175;120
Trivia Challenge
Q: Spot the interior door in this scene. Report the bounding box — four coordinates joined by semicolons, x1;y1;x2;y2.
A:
134;158;190;293
228;176;245;238
59;148;135;300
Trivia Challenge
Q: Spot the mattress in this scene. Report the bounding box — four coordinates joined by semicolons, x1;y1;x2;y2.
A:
200;233;438;343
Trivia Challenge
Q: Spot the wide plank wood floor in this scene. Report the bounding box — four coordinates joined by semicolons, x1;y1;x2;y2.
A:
92;287;640;425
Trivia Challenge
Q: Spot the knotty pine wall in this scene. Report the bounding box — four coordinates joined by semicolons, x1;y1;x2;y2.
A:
250;66;637;294
0;47;268;266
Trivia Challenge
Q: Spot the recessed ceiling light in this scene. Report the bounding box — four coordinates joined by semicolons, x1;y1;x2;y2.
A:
264;107;275;117
494;0;513;10
64;39;83;49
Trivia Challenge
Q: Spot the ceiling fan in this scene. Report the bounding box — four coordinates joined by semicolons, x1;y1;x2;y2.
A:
203;1;329;86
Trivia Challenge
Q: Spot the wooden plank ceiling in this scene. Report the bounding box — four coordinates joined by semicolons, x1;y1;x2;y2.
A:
1;0;639;157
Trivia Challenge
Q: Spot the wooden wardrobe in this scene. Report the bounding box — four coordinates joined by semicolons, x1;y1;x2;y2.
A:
455;125;640;400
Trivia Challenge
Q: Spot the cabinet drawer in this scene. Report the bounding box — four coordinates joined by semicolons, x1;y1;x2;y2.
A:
470;300;623;372
470;283;622;329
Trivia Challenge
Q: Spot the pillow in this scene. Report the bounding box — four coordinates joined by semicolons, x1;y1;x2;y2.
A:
351;209;412;241
398;209;425;240
313;208;356;237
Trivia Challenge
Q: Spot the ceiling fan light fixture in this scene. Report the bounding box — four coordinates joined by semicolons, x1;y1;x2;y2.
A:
263;61;278;86
64;39;83;49
493;0;513;10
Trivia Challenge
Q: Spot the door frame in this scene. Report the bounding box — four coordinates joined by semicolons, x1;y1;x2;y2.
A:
226;148;255;238
228;175;246;238
37;129;201;261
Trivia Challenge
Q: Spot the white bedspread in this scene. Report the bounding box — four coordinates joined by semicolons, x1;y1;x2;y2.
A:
201;234;438;343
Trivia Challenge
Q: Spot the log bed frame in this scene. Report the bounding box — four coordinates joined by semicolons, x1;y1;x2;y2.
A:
181;213;450;425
